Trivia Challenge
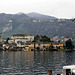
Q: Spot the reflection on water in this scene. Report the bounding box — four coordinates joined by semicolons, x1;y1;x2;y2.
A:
0;51;75;75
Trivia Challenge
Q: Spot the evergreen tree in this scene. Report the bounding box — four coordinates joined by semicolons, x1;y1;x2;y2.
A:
65;39;74;49
6;38;10;44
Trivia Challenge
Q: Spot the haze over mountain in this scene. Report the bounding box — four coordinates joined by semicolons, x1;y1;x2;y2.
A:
27;12;57;20
0;12;74;40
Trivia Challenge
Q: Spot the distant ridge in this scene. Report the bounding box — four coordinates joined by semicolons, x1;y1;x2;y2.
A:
27;12;57;20
0;12;74;39
16;12;25;15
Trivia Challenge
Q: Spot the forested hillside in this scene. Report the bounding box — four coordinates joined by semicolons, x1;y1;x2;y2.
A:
0;13;75;39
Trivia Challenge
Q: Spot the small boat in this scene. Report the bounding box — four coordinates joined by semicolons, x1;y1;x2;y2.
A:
49;49;58;51
24;49;31;51
62;65;75;75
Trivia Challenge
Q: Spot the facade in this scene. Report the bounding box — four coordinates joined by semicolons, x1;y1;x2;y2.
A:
25;42;51;50
43;43;51;48
35;42;44;49
24;42;64;50
53;44;64;49
11;34;34;42
8;40;14;43
64;38;72;41
0;33;2;42
15;38;28;47
11;34;34;47
25;43;34;50
25;42;44;50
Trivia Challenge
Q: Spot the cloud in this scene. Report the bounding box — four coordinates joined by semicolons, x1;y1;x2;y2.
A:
0;0;75;18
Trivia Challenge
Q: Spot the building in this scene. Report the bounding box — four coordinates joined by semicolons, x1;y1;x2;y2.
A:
33;20;38;22
14;38;28;47
8;40;14;43
35;42;44;49
25;42;34;51
64;38;72;41
24;42;64;51
11;34;34;47
0;33;2;42
53;44;64;49
25;42;51;50
11;34;34;42
43;43;51;49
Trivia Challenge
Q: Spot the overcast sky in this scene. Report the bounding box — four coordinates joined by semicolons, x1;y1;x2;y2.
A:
0;0;75;19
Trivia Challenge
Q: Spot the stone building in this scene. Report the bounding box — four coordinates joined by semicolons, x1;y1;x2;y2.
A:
11;34;34;47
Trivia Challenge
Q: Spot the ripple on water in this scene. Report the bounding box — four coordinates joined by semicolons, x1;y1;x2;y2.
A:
0;51;75;75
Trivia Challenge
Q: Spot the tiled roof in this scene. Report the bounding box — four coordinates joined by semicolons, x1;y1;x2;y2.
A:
12;34;34;36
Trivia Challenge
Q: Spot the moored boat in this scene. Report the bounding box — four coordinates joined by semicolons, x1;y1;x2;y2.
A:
62;65;75;75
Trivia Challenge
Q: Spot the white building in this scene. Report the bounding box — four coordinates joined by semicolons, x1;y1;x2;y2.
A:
11;34;34;47
14;38;28;47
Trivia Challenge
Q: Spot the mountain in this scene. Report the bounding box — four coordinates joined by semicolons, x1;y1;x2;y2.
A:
27;12;57;20
0;12;74;40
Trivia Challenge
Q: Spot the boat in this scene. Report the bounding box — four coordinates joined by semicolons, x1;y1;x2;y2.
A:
23;49;31;51
49;48;58;51
62;65;75;75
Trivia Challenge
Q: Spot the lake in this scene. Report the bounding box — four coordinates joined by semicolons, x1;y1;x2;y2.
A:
0;51;75;75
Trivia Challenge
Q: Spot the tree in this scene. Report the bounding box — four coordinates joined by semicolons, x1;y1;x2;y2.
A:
34;35;51;42
6;38;10;44
34;35;40;42
65;39;74;49
49;44;54;49
58;40;60;43
36;47;40;50
40;35;51;42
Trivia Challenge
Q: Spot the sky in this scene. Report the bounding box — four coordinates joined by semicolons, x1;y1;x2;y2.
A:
0;0;75;19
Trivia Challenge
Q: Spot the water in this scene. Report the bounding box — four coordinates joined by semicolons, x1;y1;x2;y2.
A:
0;51;75;75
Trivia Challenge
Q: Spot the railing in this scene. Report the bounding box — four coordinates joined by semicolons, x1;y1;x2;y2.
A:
48;69;72;75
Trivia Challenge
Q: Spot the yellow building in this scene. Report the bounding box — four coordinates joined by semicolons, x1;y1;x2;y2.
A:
53;44;64;49
43;43;51;48
25;43;34;50
25;42;64;50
